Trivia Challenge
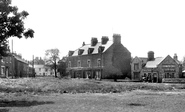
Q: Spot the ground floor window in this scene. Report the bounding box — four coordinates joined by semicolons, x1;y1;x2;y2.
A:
133;72;140;79
85;71;91;79
142;72;158;82
165;72;175;78
1;66;5;75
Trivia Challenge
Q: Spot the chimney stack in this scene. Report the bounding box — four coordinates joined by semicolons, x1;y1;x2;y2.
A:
113;34;121;44
101;36;109;44
173;53;178;60
147;51;154;61
82;42;85;46
91;37;98;46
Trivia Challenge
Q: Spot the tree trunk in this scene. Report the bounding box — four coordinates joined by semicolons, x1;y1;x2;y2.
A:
54;62;57;78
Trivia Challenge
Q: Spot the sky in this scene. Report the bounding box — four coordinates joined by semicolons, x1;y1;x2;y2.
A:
10;0;185;61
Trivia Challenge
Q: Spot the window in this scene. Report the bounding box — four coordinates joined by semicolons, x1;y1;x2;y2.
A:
171;73;174;78
45;68;48;72
165;73;175;78
87;59;91;67
77;60;81;67
1;66;5;75
68;61;71;68
39;68;41;71
134;63;139;70
97;59;101;67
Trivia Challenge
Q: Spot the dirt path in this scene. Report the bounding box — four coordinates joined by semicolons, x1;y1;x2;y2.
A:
1;90;185;112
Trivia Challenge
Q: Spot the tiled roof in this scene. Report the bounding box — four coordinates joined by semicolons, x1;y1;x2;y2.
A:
145;57;165;68
13;55;28;64
72;41;113;56
138;57;148;64
174;59;181;65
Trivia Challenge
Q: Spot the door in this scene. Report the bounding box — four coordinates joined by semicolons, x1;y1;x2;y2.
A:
133;72;140;80
5;67;9;78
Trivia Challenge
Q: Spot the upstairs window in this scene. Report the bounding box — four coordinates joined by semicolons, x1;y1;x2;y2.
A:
134;63;139;70
68;61;71;68
39;68;41;71
45;68;48;72
97;59;101;67
87;59;91;67
77;60;81;67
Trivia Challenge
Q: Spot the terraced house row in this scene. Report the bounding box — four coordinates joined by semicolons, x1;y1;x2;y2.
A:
0;53;35;78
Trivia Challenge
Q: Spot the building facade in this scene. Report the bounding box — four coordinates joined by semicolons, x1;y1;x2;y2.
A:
0;53;34;78
131;51;182;83
34;64;54;77
131;57;147;81
66;34;131;79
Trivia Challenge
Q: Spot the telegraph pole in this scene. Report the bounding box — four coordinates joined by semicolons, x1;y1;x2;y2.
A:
32;55;35;77
11;39;14;78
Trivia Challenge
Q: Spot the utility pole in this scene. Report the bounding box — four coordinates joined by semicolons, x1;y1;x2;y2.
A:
32;55;35;77
11;39;14;78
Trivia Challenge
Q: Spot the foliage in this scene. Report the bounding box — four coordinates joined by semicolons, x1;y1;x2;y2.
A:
0;0;34;56
45;48;60;77
182;56;185;68
57;57;67;78
0;77;179;94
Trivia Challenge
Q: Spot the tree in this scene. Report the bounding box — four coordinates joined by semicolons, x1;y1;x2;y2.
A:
45;48;60;78
57;57;67;78
182;56;185;69
0;0;34;56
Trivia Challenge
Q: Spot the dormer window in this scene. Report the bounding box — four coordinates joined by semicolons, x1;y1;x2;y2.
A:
98;46;105;53
78;49;84;55
68;51;74;56
88;48;94;54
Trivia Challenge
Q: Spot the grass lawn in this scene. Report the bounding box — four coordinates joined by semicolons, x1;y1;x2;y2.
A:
0;77;185;112
1;90;185;112
0;77;185;94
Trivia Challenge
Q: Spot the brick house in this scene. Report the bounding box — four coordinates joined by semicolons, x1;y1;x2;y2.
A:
131;51;182;82
66;34;131;80
0;53;31;78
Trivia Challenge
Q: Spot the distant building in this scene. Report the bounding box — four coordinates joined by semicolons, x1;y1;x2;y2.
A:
131;57;147;80
34;64;54;77
0;53;34;78
66;34;131;79
131;52;182;82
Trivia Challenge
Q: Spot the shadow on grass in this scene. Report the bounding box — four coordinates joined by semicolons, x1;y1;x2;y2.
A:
0;109;9;112
0;100;54;107
127;103;146;106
